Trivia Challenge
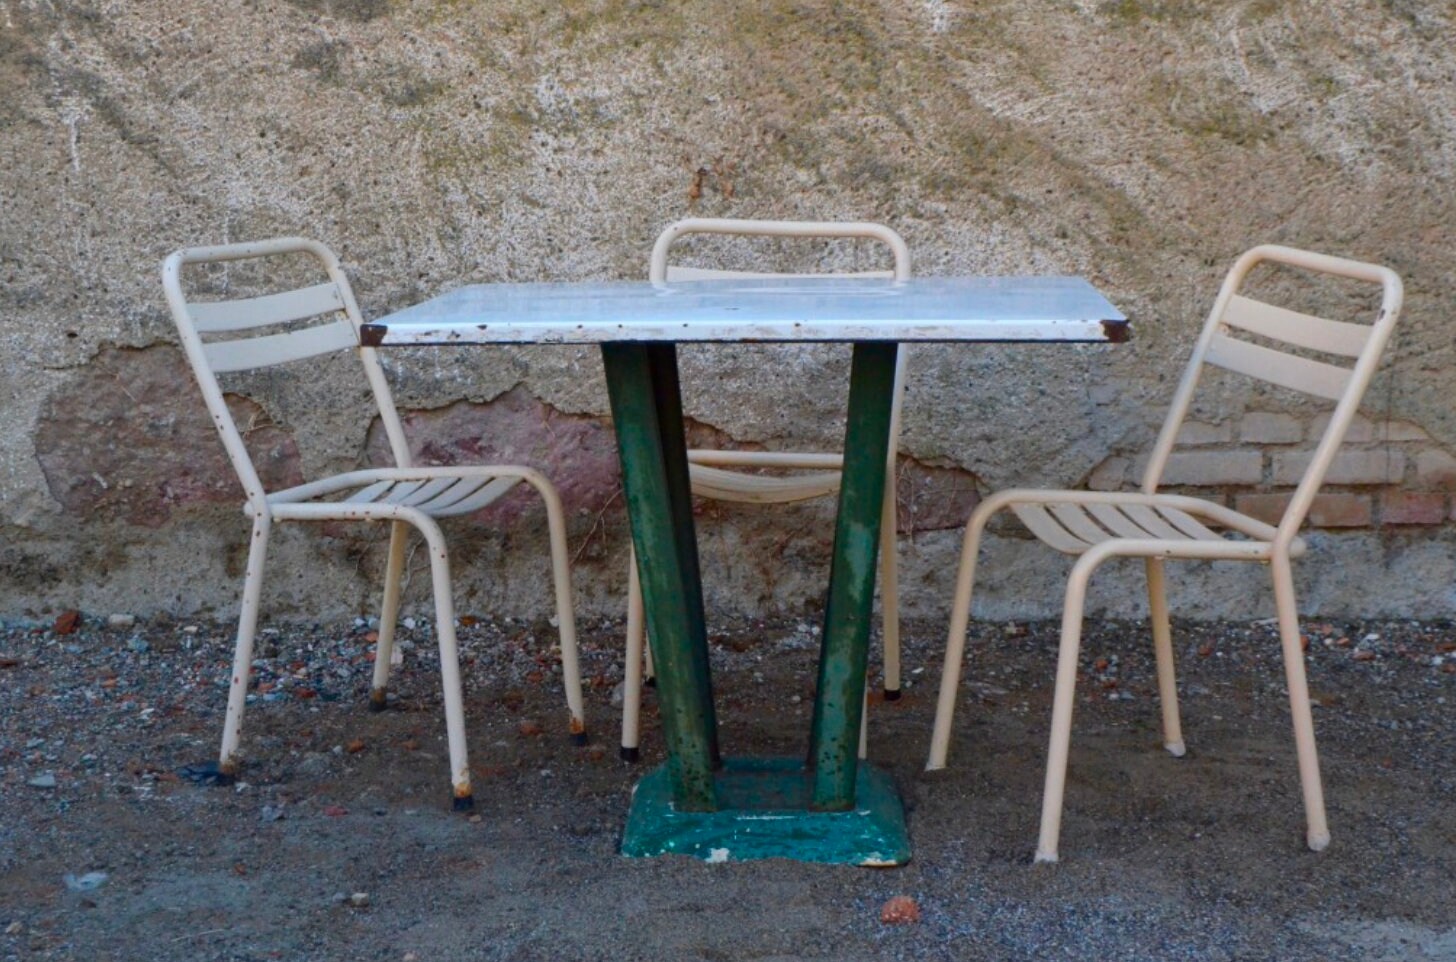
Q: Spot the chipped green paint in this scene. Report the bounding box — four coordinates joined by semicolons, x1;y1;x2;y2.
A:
809;342;897;810
601;342;721;811
622;757;911;865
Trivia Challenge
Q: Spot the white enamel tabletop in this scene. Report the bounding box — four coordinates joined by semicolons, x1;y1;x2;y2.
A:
361;276;1128;346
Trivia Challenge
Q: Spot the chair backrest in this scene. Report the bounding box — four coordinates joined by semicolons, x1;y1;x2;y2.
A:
649;218;911;283
1142;245;1404;548
161;237;414;516
650;218;913;470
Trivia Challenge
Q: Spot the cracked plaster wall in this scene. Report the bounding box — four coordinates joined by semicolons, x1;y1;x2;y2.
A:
2;0;1456;625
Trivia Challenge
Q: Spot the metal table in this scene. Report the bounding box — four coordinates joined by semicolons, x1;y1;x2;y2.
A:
363;275;1127;865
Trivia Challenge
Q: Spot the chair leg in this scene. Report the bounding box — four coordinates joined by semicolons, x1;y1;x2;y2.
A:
532;476;587;745
926;505;993;771
1271;556;1330;852
879;481;902;700
621;547;646;762
219;515;271;777
1036;551;1099;864
643;624;655;685
1145;558;1185;757
370;521;409;712
413;517;474;811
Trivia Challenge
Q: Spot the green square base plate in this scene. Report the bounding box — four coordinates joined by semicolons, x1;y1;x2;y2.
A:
621;757;910;866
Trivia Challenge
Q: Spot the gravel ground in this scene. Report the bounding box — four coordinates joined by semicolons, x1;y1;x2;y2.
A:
0;612;1453;961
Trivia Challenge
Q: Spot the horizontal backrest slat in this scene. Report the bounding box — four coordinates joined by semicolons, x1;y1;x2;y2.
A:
188;282;346;333
664;266;895;281
1221;294;1369;359
1204;331;1350;401
203;317;357;373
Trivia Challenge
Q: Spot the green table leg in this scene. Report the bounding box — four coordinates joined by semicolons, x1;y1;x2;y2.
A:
601;342;720;811
810;342;899;809
610;339;909;865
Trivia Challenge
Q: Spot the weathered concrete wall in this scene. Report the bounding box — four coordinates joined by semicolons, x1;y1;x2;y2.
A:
3;0;1456;626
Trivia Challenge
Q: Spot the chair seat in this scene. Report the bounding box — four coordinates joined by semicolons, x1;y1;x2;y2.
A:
687;463;842;504
1002;492;1305;558
265;468;526;520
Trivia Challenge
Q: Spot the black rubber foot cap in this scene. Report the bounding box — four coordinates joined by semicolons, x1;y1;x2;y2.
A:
883;687;902;702
178;761;236;787
644;677;657;689
367;696;388;713
570;731;589;747
452;794;475;813
620;746;640;763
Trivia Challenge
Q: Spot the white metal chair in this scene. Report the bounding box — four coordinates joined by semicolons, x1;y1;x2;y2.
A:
619;218;912;761
161;237;586;811
925;245;1403;862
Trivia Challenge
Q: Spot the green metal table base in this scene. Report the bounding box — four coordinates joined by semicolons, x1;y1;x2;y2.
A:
622;758;910;865
602;340;907;863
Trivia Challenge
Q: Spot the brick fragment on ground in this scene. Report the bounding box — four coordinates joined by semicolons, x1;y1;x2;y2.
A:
880;895;921;924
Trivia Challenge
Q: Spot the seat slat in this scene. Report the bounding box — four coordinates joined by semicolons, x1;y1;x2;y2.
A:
377;481;425;504
343;480;395;504
1047;504;1114;544
1121;504;1190;540
203;318;357;373
1156;506;1225;542
1012;504;1089;553
189;282;345;333
1222;294;1369;359
397;478;459;507
416;477;487;512
1204;332;1351;401
1085;503;1156;539
431;476;522;517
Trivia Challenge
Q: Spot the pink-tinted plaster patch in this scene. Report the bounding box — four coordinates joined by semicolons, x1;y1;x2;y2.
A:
366;388;622;525
34;346;303;527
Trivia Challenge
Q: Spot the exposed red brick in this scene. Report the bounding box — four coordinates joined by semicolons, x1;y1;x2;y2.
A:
1239;412;1303;444
1414;450;1456;489
1236;493;1372;528
1380;491;1447;526
1159;451;1262;486
1234;493;1290;526
1175;420;1232;446
1306;494;1372;528
1271;450;1404;486
1310;414;1430;443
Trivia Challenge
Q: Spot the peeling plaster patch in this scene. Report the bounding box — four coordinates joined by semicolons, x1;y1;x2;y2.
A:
896;460;981;534
365;387;982;536
33;346;302;527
